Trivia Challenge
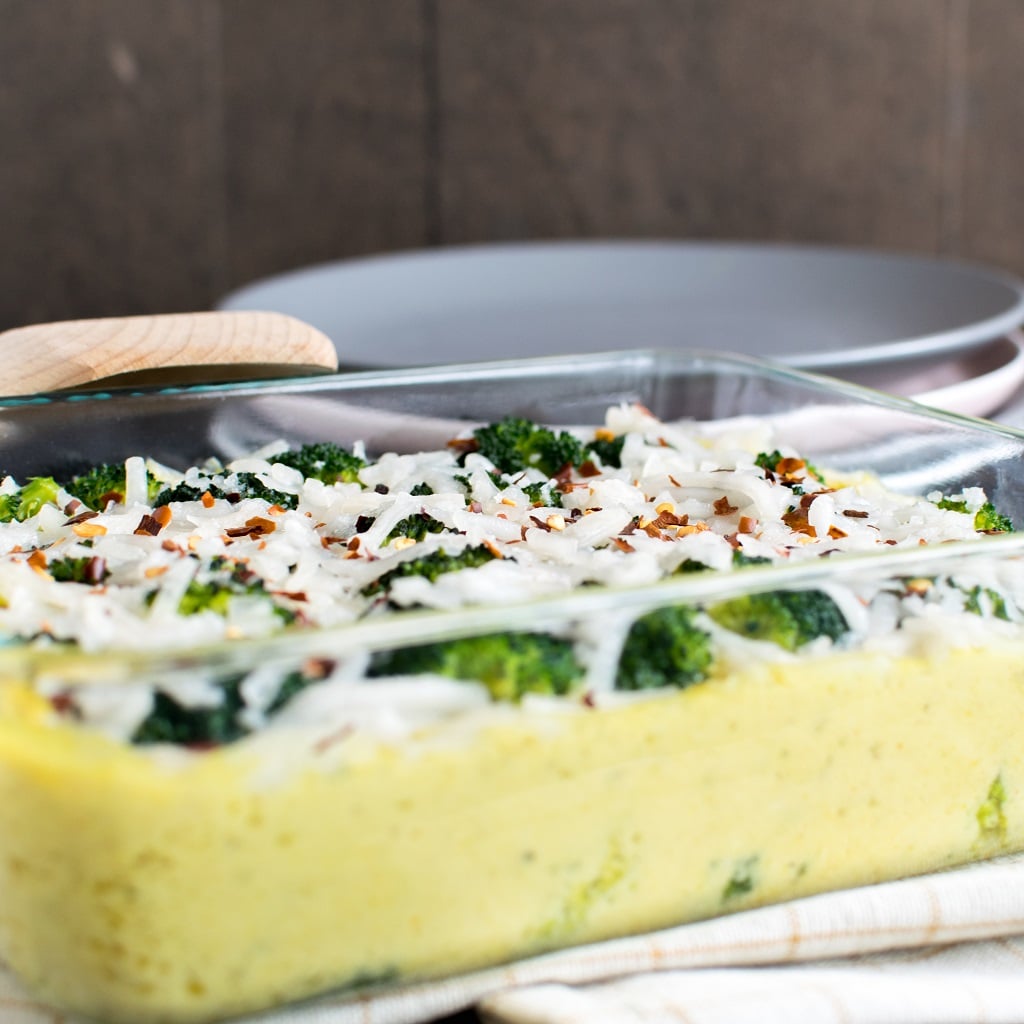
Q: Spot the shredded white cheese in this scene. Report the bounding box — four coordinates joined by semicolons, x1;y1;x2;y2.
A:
0;403;1015;748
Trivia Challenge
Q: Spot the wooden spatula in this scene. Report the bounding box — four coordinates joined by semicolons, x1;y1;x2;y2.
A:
0;311;339;396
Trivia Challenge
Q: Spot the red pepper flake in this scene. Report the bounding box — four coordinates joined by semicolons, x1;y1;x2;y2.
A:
529;516;551;532
346;536;360;552
668;475;682;487
482;538;504;559
161;539;181;552
85;556;107;584
27;550;47;574
653;510;685;529
738;515;757;534
63;499;83;516
300;658;335;680
469;501;483;514
782;508;817;537
447;437;479;457
49;691;79;717
266;504;287;515
842;509;869;519
713;497;738;515
225;516;277;539
64;509;98;527
313;723;356;755
612;537;636;553
581;691;597;708
776;457;806;478
200;491;215;509
553;464;575;492
275;590;308;602
828;525;848;540
134;514;164;537
620;517;640;536
578;460;601;478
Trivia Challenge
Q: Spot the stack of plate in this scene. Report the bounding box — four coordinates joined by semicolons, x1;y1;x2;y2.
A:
218;242;1024;422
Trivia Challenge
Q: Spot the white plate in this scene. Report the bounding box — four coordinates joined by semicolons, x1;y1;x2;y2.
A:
841;331;1024;419
218;241;1024;372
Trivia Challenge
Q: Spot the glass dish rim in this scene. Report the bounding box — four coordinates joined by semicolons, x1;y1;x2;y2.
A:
1;345;1022;437
5;528;1024;687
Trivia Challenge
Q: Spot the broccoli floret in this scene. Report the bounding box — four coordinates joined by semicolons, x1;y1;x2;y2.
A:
0;476;62;523
935;496;1014;533
522;480;564;508
175;561;295;624
754;450;824;489
64;463;161;511
154;476;298;511
64;464;126;510
615;605;713;690
754;450;784;472
709;588;848;651
385;513;446;545
974;502;1014;533
132;675;248;746
964;584;1010;620
935;497;969;514
367;631;583;701
272;442;365;485
977;775;1008;842
362;545;497;598
229;473;299;510
585;434;626;468
131;668;311;747
673;550;772;576
675;558;711;574
153;482;206;507
48;556;110;584
178;580;235;617
732;550;772;568
471;417;585;477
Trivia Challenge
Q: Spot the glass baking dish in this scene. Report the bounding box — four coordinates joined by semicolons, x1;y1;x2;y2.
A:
2;349;1024;1024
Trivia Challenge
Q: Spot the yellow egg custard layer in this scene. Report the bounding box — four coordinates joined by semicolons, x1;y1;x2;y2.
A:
0;641;1023;1023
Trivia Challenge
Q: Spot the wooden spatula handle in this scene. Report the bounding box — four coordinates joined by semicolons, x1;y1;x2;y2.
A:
0;312;338;396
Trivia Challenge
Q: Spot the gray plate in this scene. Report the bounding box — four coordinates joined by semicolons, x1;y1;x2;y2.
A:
217;241;1024;372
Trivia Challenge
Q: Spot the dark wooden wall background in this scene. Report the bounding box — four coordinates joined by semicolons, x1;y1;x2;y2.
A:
3;0;1023;331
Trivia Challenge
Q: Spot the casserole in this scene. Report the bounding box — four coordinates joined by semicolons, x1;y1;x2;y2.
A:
1;350;1024;1022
